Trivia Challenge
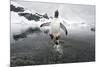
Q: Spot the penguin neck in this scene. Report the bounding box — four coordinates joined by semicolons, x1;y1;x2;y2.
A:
53;18;58;22
53;17;60;24
54;17;59;20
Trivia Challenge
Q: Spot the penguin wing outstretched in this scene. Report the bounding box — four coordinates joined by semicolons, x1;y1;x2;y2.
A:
60;23;68;36
40;22;51;27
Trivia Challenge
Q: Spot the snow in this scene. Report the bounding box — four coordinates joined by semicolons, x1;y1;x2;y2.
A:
11;1;24;8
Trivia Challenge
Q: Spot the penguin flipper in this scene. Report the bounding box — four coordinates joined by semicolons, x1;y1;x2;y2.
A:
40;22;51;27
60;23;68;36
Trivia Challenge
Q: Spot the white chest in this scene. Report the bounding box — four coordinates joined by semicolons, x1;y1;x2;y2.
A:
50;18;60;33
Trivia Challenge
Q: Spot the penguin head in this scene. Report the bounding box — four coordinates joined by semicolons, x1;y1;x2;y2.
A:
54;10;59;18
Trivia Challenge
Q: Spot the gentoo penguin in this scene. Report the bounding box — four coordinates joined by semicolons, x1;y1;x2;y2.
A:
40;10;68;44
